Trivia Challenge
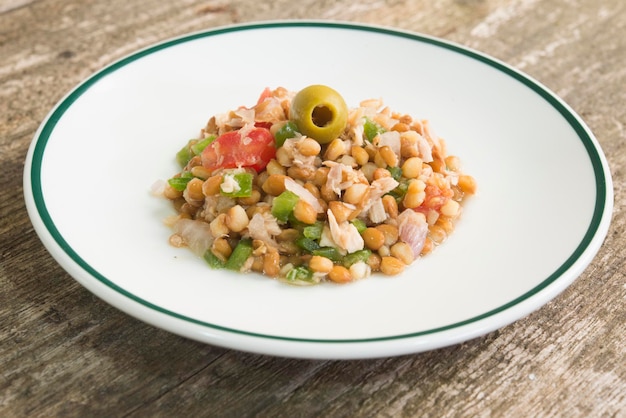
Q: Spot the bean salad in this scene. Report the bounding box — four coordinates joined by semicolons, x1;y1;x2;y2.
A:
156;85;476;285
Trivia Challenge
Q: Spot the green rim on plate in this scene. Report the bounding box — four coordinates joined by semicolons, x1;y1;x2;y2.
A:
29;21;610;344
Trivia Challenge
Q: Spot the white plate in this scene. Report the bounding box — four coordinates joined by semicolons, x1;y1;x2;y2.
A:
24;21;613;359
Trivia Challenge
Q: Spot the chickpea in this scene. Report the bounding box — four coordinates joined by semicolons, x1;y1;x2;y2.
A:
163;184;183;200
263;251;280;277
328;265;352;283
380;256;405;275
390;242;414;265
445;155;461;172
275;147;291;167
363;227;384;250
373;167;391;180
185;177;205;201
202;175;223;196
212;238;232;262
296;137;322;156
265;159;287;175
190;165;211;180
324;138;347;161
225;205;249;233
309;256;333;274
440;199;460;218
328;201;353;224
262;174;287;196
381;195;398;218
351;146;370;166
293;200;317;225
378;145;398;167
391;122;409;132
458;174;477;194
401;157;422;179
313;167;329;187
209;213;228;238
343;183;369;206
403;179;426;209
367;253;382;272
375;224;399;247
238;187;262;206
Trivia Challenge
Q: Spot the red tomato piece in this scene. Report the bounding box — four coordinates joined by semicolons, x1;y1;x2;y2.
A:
201;127;276;173
414;184;455;214
254;121;273;130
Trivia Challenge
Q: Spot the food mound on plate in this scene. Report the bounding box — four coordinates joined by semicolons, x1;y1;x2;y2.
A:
154;85;476;285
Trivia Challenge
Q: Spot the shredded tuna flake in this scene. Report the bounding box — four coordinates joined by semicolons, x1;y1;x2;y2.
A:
327;209;364;254
284;177;324;213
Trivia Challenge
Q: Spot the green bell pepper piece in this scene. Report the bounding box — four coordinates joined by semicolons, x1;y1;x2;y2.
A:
342;249;371;268
203;249;225;269
363;118;385;142
224;239;253;271
219;172;253;198
271;190;299;222
350;218;367;234
191;135;216;155
285;266;314;283
167;171;194;191
296;236;321;253
176;141;194;168
274;121;299;147
303;221;324;240
312;247;342;262
387;166;403;181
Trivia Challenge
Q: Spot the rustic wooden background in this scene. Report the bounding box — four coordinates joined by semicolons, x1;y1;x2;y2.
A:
1;0;624;416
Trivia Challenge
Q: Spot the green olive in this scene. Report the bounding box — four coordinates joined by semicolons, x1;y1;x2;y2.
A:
290;85;348;144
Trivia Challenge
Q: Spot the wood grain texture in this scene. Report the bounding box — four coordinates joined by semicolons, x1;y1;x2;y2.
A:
1;0;624;416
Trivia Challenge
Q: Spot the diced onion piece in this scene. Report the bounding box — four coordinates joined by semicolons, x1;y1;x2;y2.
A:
397;209;428;258
246;212;281;247
150;179;167;196
173;219;215;256
368;198;387;224
349;261;371;280
416;133;433;163
375;130;401;157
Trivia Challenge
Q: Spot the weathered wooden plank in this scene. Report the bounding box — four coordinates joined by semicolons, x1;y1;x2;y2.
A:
0;0;624;416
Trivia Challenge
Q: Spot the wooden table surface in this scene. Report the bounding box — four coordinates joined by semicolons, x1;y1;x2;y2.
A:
2;0;625;416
